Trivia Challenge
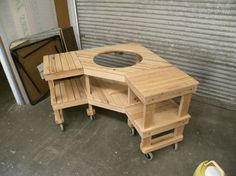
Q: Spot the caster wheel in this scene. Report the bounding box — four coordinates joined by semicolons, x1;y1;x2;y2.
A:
129;127;136;136
144;152;153;160
59;124;64;132
173;143;178;151
90;115;95;120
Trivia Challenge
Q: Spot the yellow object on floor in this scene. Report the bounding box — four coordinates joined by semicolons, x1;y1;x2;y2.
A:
194;161;226;176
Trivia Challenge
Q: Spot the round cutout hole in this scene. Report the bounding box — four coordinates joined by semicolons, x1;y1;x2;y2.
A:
93;51;142;68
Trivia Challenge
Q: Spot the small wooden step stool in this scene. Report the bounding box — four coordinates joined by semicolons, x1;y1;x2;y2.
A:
125;67;198;160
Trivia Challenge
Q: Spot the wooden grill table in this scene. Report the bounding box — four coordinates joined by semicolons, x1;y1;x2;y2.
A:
43;43;198;160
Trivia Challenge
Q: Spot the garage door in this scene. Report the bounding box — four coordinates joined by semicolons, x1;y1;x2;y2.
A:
76;0;236;108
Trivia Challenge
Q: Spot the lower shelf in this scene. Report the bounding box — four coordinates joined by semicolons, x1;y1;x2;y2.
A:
52;76;87;110
126;100;190;138
141;134;183;153
88;77;128;113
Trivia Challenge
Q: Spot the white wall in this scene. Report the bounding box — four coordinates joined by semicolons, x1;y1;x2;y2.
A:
0;0;58;104
0;0;58;43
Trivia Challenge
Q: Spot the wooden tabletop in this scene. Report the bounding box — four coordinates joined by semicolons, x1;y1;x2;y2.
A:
77;43;172;82
43;43;172;81
125;67;199;105
43;52;83;80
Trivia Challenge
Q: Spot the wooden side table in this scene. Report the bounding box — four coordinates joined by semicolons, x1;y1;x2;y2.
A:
43;52;95;130
126;67;198;160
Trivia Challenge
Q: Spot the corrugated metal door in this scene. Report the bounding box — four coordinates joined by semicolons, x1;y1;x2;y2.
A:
76;0;236;107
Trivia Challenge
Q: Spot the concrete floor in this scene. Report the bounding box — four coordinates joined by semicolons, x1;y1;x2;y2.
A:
0;71;236;176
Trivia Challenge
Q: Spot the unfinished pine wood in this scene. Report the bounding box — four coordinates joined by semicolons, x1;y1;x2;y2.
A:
48;81;56;104
174;93;193;137
143;104;155;129
44;43;198;155
126;100;190;138
87;77;128;113
141;137;152;150
85;75;96;117
126;67;199;104
54;109;64;124
44;52;83;81
141;134;183;153
128;87;139;105
78;43;173;82
51;76;87;110
178;94;193;117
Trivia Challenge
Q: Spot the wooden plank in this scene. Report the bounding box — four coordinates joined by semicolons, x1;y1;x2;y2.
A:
55;81;62;104
141;135;183;153
175;93;193;137
128;87;137;105
87;99;125;113
85;75;91;96
71;78;81;99
140;137;152;151
48;81;56;104
126;100;191;138
76;77;87;98
43;55;50;75
44;69;84;81
143;104;155;129
54;54;63;72
178;94;192;117
64;79;75;102
70;52;82;69
92;80;108;104
49;55;56;73
59;79;68;103
125;67;198;105
60;53;70;71
54;110;64;124
65;52;76;70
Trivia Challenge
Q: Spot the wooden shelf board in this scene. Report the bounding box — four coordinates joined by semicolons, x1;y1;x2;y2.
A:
125;67;199;104
52;76;87;110
44;52;84;81
126;100;190;137
89;77;128;113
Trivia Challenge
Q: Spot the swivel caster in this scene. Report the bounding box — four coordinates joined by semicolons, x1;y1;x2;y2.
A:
89;115;95;120
173;143;178;151
144;152;153;160
59;123;64;132
129;127;136;136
